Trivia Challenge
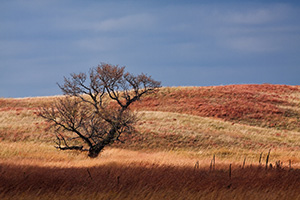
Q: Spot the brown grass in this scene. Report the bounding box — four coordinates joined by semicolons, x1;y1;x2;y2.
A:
0;143;299;199
0;160;299;200
1;84;300;199
133;84;300;130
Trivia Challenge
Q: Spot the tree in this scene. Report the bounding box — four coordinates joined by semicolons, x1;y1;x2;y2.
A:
39;63;161;158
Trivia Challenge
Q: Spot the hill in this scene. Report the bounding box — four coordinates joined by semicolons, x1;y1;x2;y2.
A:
0;84;300;159
133;84;300;130
0;84;300;199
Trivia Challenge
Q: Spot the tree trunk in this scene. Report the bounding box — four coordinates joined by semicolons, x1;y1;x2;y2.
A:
87;128;117;158
88;144;105;158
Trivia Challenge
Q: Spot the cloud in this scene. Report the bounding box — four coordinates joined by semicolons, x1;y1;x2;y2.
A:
95;14;155;32
222;4;290;25
207;4;300;53
55;13;155;33
224;36;278;53
1;1;300;97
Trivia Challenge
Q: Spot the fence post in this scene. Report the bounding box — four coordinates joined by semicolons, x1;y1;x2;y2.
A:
229;164;232;179
265;149;271;170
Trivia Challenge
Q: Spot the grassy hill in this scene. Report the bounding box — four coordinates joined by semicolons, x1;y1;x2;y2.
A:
0;84;300;199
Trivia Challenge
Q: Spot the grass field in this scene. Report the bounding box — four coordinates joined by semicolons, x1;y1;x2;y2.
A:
0;84;300;199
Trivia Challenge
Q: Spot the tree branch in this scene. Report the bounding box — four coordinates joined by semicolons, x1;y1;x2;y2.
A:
39;63;161;158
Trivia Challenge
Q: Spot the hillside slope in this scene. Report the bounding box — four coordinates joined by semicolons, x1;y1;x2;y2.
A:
1;84;300;199
0;84;299;162
133;84;300;131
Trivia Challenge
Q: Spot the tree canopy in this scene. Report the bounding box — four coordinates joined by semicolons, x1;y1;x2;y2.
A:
39;63;161;158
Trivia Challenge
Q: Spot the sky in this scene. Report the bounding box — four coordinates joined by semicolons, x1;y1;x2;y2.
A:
1;0;300;98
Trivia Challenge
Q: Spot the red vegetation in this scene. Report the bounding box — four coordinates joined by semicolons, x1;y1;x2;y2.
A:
132;84;300;130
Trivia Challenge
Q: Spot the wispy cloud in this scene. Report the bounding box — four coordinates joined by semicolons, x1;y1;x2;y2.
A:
224;36;279;53
204;4;300;53
1;1;300;97
96;14;155;32
222;4;290;24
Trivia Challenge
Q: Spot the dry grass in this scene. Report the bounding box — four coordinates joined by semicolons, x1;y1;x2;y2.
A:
133;84;300;131
115;111;300;166
0;157;299;200
0;141;299;199
0;84;300;199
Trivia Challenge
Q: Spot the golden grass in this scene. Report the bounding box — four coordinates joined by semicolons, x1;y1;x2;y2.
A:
0;141;198;168
137;111;300;147
119;111;300;165
0;140;299;199
0;85;300;199
0;108;52;142
1;153;299;200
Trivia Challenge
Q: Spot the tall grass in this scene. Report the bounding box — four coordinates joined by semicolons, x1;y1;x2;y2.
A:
1;160;299;200
0;85;300;199
133;84;300;131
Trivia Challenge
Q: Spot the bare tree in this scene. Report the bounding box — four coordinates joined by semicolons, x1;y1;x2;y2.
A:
39;63;161;158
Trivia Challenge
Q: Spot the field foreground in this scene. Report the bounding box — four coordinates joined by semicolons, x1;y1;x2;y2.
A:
0;84;300;199
0;144;300;200
1;159;300;200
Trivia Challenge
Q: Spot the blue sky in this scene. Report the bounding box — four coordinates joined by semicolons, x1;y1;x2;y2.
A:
1;0;300;97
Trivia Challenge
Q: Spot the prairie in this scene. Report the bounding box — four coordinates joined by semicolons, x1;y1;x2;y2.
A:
0;84;300;199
